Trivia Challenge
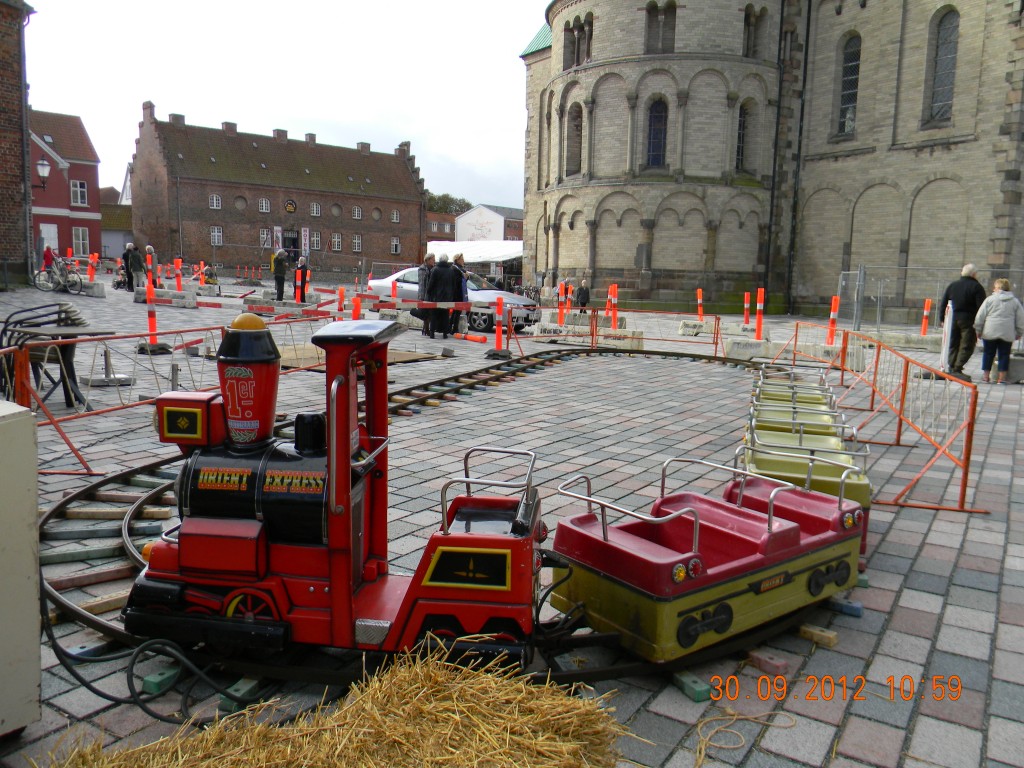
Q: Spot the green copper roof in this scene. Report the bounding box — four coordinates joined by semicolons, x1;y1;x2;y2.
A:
520;24;551;57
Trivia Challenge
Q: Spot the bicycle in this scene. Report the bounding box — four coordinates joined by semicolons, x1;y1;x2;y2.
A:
34;258;84;294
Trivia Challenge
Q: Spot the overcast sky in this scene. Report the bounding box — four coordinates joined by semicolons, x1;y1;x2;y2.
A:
24;1;548;209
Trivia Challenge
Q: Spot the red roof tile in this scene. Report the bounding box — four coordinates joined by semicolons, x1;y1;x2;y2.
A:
29;109;100;163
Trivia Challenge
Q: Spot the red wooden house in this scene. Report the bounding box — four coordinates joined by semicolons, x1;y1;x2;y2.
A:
28;109;101;265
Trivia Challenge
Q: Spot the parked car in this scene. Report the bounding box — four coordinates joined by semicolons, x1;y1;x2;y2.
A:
367;267;541;332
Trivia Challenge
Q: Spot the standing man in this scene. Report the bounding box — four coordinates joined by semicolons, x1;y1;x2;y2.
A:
939;263;987;380
129;244;145;292
450;253;471;335
295;257;311;303
416;253;435;336
576;279;590;311
122;243;135;291
273;249;288;301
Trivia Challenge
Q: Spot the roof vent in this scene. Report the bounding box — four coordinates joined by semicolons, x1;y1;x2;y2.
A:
260;163;267;169
273;129;288;143
357;142;370;155
252;141;258;148
305;168;310;174
305;133;316;146
348;176;353;182
169;113;185;127
365;177;371;184
177;153;184;159
43;134;53;143
222;122;237;136
210;157;216;163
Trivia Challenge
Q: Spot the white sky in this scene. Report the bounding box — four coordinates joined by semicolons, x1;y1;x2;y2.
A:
24;0;548;209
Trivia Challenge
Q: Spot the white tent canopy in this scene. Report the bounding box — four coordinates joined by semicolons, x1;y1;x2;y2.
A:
426;240;523;264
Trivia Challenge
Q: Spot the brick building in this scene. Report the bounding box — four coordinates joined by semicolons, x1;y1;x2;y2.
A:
131;102;428;274
522;1;1024;314
28;109;102;265
426;211;456;242
0;0;32;280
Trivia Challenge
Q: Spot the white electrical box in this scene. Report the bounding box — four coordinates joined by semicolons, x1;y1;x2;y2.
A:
0;402;40;738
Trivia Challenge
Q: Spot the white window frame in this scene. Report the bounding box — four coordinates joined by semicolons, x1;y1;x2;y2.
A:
258;197;271;213
210;226;223;246
431;222;438;232
390;209;400;223
310;202;321;217
352;206;363;220
259;228;271;247
331;233;343;252
390;237;401;255
310;231;321;251
72;226;89;256
71;180;88;207
352;234;362;253
443;223;451;233
209;194;222;210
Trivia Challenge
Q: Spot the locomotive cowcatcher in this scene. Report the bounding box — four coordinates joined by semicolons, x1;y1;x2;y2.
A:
123;315;544;663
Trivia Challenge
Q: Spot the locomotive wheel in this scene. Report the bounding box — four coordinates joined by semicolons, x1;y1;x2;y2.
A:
712;602;734;635
808;569;826;597
833;560;852;587
224;590;280;622
677;616;701;649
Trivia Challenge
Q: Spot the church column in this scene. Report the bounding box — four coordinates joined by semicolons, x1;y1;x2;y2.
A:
556;104;565;184
639;218;654;292
584;98;595;179
676;89;688;178
704;220;719;272
549;222;561;288
586;219;597;280
626;93;638;176
724;92;738;177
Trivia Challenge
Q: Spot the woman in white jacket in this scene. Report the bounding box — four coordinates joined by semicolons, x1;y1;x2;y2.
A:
973;278;1024;383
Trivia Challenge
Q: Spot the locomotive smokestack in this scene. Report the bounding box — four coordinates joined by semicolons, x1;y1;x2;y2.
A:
216;313;282;445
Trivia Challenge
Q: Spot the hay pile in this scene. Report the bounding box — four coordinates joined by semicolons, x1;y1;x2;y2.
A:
43;653;627;767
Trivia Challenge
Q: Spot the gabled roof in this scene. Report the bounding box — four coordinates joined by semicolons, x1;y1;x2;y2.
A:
99;186;121;205
520;24;551;57
29;109;100;163
151;118;422;202
481;204;525;221
101;203;132;231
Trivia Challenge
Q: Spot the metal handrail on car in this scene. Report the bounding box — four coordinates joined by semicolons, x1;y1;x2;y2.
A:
735;444;867;510
658;457;797;534
439;447;537;535
556;473;700;547
746;426;869;466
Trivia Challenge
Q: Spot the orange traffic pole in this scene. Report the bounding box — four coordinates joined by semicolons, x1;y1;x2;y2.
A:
86;253;96;283
696;288;704;321
257;265;262;279
294;268;301;303
611;284;618;330
236;264;241;279
391;281;397;299
174;258;183;291
146;278;158;345
755;287;765;341
337;286;346;313
352;296;362;320
920;298;932;336
826;295;840;346
557;281;565;326
199;260;206;286
744;291;751;325
495;297;504;352
146;253;154;289
566;284;574;313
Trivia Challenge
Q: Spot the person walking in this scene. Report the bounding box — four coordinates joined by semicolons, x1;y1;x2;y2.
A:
121;243;134;291
273;249;288;301
42;245;55;272
939;263;987;380
415;253;435;336
426;254;457;339
974;278;1024;384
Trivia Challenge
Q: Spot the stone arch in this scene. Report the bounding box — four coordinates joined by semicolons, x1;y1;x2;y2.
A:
653;206;707;272
906;177;970;303
595;190;643;225
717;209;761;272
850;183;904;281
591;72;629;178
684;70;730;177
795;187;849;300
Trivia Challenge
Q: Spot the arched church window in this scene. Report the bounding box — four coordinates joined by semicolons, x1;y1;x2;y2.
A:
929;9;959;121
645;2;676;54
837;35;861;135
565;103;584;176
735;104;750;172
646;99;668;168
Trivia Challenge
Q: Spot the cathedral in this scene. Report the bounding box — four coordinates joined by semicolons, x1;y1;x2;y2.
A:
521;1;1024;314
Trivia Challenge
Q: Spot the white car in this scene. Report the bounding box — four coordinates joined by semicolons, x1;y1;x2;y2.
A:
367;267;540;332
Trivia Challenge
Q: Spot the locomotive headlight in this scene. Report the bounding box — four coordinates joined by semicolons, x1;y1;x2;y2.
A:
672;563;687;583
842;512;856;529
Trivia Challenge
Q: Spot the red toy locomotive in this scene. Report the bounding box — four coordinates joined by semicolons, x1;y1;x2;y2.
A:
124;315;544;663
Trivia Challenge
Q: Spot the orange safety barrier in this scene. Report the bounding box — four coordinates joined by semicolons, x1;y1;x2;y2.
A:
337;286;346;313
920;298;932;336
391;281;397;299
696;288;704;321
566;283;574;313
86;253;96;283
495;297;504;352
777;322;980;513
352;296;362;320
145;279;158;345
557;282;566;326
610;284;618;330
755;287;764;341
826;295;840;346
453;332;487;344
744;291;751;325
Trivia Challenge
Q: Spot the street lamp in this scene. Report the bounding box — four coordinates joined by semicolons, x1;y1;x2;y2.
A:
33;157;51;190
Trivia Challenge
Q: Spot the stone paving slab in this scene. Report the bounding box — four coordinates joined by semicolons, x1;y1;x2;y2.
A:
0;285;1022;767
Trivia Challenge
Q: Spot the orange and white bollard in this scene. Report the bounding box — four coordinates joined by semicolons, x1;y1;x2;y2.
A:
920;298;932;336
566;283;574;313
744;291;751;325
391;281;397;299
557;281;566;326
146;278;158;345
146;253;154;289
337;286;346;313
755;287;765;341
610;284;619;330
495;297;504;352
173;258;182;291
199;260;206;286
86;253;96;283
294;269;302;303
603;289;611;317
257;266;262;280
826;295;840;346
696;288;704;321
352;296;362;320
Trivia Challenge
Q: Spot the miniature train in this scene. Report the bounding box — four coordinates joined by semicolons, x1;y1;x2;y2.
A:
122;315;864;668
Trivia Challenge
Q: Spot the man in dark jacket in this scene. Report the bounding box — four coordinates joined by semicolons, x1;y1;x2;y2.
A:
426;254;457;339
273;249;288;301
121;243;135;291
416;253;435;335
940;263;987;378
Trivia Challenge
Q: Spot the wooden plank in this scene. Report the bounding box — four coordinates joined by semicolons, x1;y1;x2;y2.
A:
61;507;173;521
47;563;137;591
39;543;125;565
41;521;164;541
49;589;131;625
85;490;176;505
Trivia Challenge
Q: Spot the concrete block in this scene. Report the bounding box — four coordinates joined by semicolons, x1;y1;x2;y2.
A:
827;597;864;617
747;649;791;675
677;319;717;337
143;666;179;695
672;672;711;701
79;282;105;298
875;331;944;353
219;677;263;713
799;624;839;648
721;322;770;342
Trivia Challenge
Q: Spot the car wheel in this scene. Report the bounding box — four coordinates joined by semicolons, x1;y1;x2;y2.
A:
468;312;494;333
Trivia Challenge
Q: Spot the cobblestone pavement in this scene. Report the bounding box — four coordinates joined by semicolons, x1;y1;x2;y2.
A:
0;281;1021;768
